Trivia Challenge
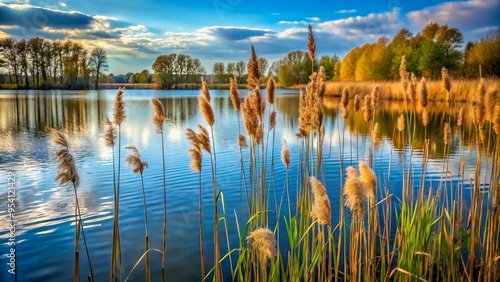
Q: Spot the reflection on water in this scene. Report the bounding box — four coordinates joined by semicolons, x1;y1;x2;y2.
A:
0;89;494;281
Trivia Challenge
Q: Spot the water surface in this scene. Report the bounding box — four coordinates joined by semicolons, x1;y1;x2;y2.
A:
0;89;491;281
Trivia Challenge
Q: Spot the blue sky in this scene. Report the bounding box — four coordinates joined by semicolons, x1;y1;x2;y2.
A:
1;0;499;74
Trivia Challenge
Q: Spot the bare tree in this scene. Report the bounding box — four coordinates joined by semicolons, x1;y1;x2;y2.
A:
88;47;108;89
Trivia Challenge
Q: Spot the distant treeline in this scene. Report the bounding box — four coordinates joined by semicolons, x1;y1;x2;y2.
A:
0;37;108;90
269;23;500;86
3;22;498;90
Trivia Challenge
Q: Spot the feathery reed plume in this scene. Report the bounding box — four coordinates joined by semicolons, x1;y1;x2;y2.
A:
198;95;215;127
472;78;486;125
124;145;148;174
372;122;381;147
399;56;409;95
371;86;379;108
363;95;373;123
52;129;79;187
409;73;417;102
281;140;290;170
443;123;451;145
477;78;486;102
473;101;485;125
479;123;486;143
485;90;498;121
185;128;199;147
341;87;349;108
442;67;451;95
247;228;276;267
200;76;211;102
359;161;376;202
422;109;429;127
266;74;275;104
341;87;349;119
457;108;464;127
188;147;202;172
229;76;241;111
241;98;259;138
247;45;261;89
270;110;277;130
397;114;405;132
254;124;264;145
151;98;165;133
307;24;316;64
299;70;324;133
419;77;428;108
354;95;361;112
317;66;326;99
251;87;263;119
197;125;211;154
492;105;500;135
343;166;367;218
104;118;117;147
310;176;331;225
296;128;308;139
238;134;248;148
113;87;126;125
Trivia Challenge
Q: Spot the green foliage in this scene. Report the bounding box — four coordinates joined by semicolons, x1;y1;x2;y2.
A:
275;50;321;86
213;62;225;83
152;53;204;89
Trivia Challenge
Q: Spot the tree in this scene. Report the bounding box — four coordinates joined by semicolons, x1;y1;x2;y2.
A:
152;54;176;89
333;61;341;81
417;41;445;78
387;28;412;79
277;50;310;86
226;62;235;77
137;69;149;83
88;47;108;89
258;57;269;78
235;61;246;83
213;62;225;83
129;74;136;83
465;29;500;77
319;55;339;80
1;37;21;87
340;47;363;81
16;39;29;88
355;45;374;81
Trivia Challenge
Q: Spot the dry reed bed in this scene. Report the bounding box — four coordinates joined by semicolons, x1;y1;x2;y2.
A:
325;78;500;101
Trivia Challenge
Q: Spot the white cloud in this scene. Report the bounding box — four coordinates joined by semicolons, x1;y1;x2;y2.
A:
59;2;66;7
306;17;321;22
407;0;500;29
319;8;403;37
335;9;357;14
278;20;298;24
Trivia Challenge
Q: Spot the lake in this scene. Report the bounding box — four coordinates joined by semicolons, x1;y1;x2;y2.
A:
0;88;492;281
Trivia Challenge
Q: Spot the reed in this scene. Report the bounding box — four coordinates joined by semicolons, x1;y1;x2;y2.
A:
51;128;94;282
150;97;167;281
124;145;150;282
198;76;221;281
186;126;206;277
110;87;125;282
